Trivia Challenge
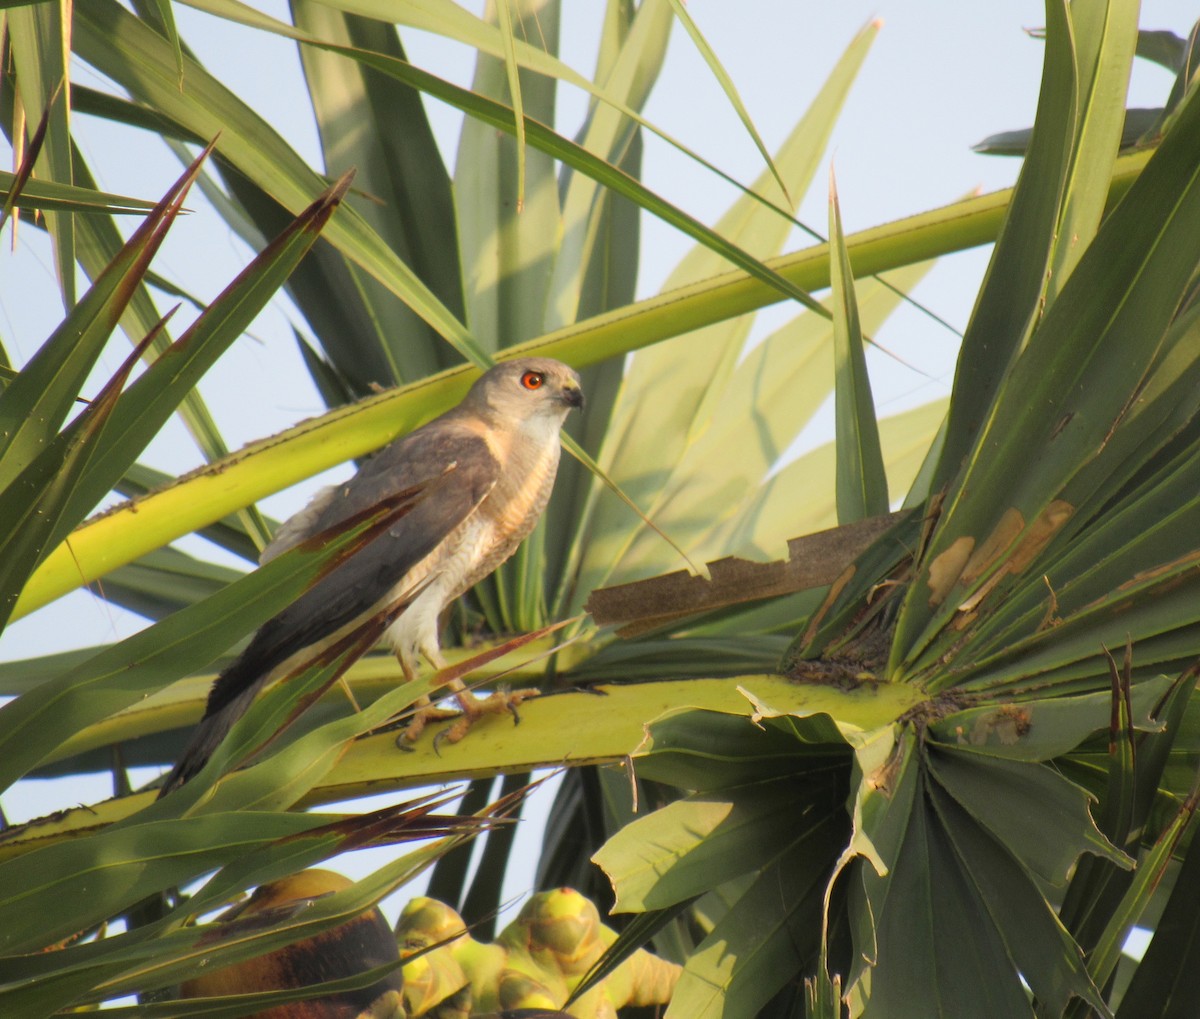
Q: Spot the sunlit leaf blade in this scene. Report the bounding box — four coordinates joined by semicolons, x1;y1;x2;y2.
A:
520;0;668;625
1110;787;1200;1019
895;73;1200;678
572;21;880;601
0;324;153;634
664;825;843;1019
972;106;1161;157
929;0;1077;493
87;545;245;621
312;40;829;320
6;0;75;305
187;0;798;231
9;251;920;623
0;826;444;1011
829;168;887;523
563;431;696;577
0;481;429;791
289;0;466;385
135;0;185;88
0;146;207;491
664;0;791;205
64;142;274;555
116;461;267;564
0;170;158;213
0;77;55;233
52;171;353;547
454;0;560;360
1045;0;1140;305
72;0;485;365
492;0;526;211
542;0;668;333
704;367;944;568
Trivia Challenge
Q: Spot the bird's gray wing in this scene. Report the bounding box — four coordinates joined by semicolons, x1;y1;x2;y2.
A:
262;413;481;562
160;426;498;793
209;424;498;714
259;483;340;564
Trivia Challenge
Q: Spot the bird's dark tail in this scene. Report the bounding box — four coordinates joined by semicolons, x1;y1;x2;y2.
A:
157;682;261;798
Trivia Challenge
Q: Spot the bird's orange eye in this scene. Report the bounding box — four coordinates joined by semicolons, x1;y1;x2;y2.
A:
520;370;545;390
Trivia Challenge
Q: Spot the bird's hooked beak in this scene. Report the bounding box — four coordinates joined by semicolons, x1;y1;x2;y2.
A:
561;381;584;410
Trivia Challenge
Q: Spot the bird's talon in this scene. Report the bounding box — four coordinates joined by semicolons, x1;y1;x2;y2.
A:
504;687;539;725
398;699;463;746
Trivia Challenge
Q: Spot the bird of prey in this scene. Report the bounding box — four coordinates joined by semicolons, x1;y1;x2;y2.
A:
160;358;583;794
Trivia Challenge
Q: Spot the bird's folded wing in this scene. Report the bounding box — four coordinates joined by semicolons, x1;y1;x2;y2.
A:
204;429;499;716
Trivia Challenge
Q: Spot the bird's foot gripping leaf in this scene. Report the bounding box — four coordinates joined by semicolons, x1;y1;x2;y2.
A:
398;685;540;751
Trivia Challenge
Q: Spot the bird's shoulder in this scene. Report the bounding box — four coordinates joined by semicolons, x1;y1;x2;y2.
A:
262;416;500;564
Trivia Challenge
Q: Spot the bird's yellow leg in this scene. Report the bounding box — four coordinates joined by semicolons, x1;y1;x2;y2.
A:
397;653;460;745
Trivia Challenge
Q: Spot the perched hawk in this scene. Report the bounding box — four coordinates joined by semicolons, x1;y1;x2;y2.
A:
160;358;583;794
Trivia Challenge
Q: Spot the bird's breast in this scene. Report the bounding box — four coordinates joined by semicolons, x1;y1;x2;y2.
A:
402;430;561;605
382;428;563;666
463;433;561;591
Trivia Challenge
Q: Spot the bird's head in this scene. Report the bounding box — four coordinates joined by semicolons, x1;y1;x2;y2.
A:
468;358;584;428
